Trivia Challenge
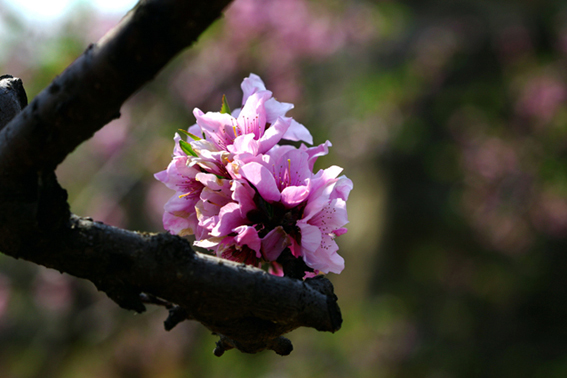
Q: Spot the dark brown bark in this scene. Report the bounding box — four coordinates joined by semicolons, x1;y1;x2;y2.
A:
0;0;342;356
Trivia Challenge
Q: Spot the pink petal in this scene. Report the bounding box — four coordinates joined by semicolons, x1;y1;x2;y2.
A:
226;152;264;180
193;108;236;150
302;189;332;223
228;133;260;155
164;194;196;216
331;175;354;202
269;148;311;191
236;91;270;138
282;119;313;144
283;149;311;186
308;198;349;233
302;166;343;221
194;223;209;240
231;179;257;217
154;170;168;183
187;123;202;137
303;271;320;279
234;225;262;257
241;73;267;104
196;187;232;230
333;227;348;237
261;226;290;261
190;139;229;177
302;234;344;274
162;195;199;236
172;133;185;157
211;202;247;237
301;140;332;170
240;74;295;125
289;237;302;258
264;144;297;163
297;222;322;255
231;107;241;118
281;185;310;208
157;156;201;193
314;165;344;182
240;162;281;202
258;116;291;153
264;98;294;124
163;211;196;236
200;186;232;209
195;204;218;231
195;172;229;191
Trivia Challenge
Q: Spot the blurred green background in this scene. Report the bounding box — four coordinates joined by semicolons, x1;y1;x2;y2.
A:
2;0;567;376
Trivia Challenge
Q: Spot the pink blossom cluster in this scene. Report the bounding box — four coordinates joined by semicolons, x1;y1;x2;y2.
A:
155;74;352;276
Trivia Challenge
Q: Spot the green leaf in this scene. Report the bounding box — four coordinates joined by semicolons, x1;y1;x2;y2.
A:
220;94;231;115
178;129;201;141
179;139;198;157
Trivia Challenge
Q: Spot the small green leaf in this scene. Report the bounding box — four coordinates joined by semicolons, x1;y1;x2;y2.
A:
178;129;201;141
220;94;231;115
179;140;198;157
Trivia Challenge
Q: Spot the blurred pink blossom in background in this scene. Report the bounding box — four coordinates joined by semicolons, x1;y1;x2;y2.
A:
516;75;566;126
172;0;376;106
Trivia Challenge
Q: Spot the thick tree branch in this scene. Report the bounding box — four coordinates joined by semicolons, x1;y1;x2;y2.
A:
0;0;343;355
10;214;341;354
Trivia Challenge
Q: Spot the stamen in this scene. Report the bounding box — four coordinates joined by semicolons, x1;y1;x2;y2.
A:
287;159;292;186
179;190;196;199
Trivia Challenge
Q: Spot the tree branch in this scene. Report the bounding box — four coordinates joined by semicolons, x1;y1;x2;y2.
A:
14;214;341;354
0;0;343;355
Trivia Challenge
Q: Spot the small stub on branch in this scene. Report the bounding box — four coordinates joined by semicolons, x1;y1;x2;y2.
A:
0;75;27;130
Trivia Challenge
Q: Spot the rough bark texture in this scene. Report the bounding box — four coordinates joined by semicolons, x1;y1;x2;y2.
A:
0;0;342;355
